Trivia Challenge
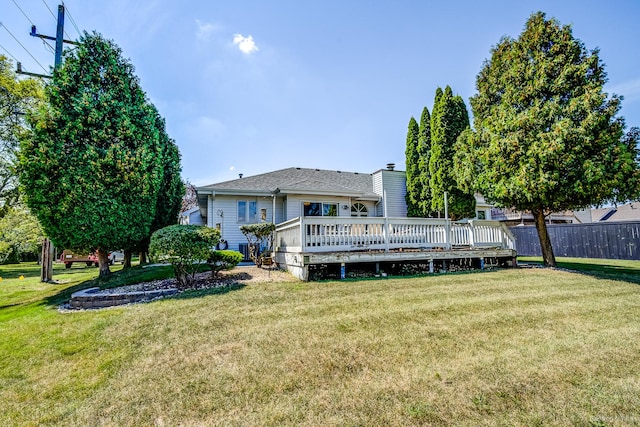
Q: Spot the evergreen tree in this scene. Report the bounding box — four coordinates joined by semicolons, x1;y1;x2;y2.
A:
454;12;640;266
125;107;184;267
19;32;165;276
416;107;432;217
429;86;475;219
404;117;421;216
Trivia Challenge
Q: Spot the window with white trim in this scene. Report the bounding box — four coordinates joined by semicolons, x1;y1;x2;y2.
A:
351;202;368;217
303;202;338;217
237;200;257;223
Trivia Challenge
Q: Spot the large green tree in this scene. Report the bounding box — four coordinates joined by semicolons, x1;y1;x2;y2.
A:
416;107;432;217
429;86;475;219
0;56;43;216
404;116;421;216
0;205;44;263
125;106;184;267
454;12;640;266
19;32;165;276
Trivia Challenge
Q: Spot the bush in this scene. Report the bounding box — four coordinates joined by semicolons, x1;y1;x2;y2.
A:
149;225;220;289
240;222;275;268
208;250;243;277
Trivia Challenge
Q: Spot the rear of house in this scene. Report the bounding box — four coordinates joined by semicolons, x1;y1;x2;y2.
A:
196;166;406;257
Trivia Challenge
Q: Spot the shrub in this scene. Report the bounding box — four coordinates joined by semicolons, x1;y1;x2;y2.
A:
208;250;243;277
149;225;220;289
240;222;275;268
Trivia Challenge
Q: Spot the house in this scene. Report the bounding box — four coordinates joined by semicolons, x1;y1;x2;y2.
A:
586;203;640;223
196;164;407;256
197;165;516;280
179;206;204;225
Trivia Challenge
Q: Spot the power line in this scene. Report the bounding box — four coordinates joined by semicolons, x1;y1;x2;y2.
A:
41;39;56;54
41;0;73;41
11;0;60;56
11;0;35;26
0;43;20;63
41;0;57;22
0;22;49;73
62;2;82;38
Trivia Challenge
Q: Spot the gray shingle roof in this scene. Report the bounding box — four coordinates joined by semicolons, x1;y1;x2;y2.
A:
592;203;640;222
198;167;378;198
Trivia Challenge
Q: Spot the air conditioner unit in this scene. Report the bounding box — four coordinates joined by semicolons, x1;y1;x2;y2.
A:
238;243;250;261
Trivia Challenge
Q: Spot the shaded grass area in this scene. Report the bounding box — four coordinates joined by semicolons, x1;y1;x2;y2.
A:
1;263;640;425
519;256;640;284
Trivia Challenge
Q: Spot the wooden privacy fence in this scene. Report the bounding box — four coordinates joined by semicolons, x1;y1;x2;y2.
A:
509;221;640;260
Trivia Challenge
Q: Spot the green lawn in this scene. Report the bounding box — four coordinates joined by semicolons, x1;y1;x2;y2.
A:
1;260;640;426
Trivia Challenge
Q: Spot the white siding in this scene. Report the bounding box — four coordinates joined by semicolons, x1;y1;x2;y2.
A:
208;195;277;252
383;171;407;217
274;196;285;224
372;170;407;217
189;210;204;225
373;172;383;217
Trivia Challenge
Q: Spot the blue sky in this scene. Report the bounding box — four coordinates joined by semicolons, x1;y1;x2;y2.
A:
2;0;639;186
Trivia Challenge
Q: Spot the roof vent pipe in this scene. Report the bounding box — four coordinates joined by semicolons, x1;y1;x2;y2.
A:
239;173;243;178
386;163;395;171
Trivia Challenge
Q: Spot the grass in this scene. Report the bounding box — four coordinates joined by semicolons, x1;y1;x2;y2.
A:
1;260;640;426
518;256;640;285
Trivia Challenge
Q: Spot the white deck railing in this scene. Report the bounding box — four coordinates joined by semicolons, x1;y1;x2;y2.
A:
275;217;516;254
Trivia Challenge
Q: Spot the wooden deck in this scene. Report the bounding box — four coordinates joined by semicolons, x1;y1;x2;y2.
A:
274;217;517;280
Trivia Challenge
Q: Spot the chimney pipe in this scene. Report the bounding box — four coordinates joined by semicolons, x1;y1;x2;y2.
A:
239;173;243;178
386;163;395;171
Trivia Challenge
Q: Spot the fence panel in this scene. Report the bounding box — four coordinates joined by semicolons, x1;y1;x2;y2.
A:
509;221;640;260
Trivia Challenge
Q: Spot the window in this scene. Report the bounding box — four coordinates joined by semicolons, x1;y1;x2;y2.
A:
238;200;257;223
303;202;338;217
351;202;368;217
477;210;486;220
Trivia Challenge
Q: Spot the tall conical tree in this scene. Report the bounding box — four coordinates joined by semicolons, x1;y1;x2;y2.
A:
124;106;184;267
404;117;421;216
429;86;475;220
416;106;432;217
19;32;164;276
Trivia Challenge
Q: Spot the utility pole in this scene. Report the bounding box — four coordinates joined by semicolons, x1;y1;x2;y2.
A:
19;4;80;79
18;4;79;282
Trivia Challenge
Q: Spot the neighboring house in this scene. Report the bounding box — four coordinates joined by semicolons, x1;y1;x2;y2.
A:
179;206;204;225
491;207;579;226
587;203;640;222
196;164;407;255
491;202;640;226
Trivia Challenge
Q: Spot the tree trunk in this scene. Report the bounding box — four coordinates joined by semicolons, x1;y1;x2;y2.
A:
532;208;556;267
123;250;132;269
139;251;148;264
40;238;53;282
96;248;111;277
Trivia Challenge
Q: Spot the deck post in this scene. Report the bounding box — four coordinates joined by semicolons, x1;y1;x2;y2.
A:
383;216;390;253
429;258;434;273
299;217;305;249
445;219;452;250
468;220;475;248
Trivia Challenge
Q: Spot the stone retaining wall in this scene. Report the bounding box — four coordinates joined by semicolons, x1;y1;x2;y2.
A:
70;287;179;309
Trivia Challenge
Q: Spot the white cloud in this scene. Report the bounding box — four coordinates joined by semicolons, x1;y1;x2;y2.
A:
196;19;220;40
233;34;259;54
229;166;235;171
